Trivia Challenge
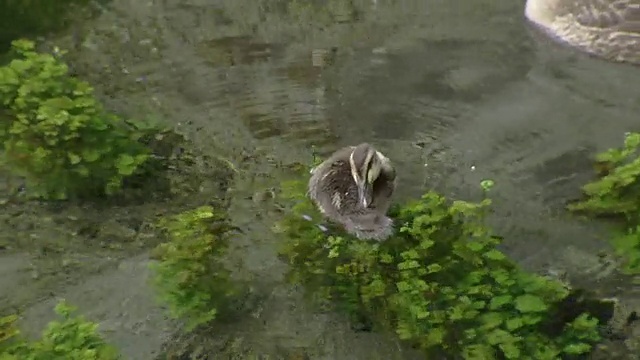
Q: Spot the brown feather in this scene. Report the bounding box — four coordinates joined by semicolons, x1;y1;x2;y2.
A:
308;144;396;241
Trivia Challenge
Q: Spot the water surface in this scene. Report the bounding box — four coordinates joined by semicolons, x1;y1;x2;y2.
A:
4;0;640;358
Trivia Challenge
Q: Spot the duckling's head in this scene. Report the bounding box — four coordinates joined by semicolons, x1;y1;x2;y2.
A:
349;143;385;208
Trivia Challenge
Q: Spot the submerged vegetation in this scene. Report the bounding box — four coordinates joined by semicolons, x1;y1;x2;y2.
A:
0;0;89;53
569;132;640;274
277;177;603;359
0;301;119;359
0;38;241;358
150;205;241;332
0;39;158;200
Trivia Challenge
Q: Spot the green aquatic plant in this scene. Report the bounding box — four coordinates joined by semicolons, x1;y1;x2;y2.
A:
568;132;640;220
150;205;240;331
277;178;601;359
0;301;119;359
611;225;640;274
0;39;153;200
0;315;19;352
568;132;640;274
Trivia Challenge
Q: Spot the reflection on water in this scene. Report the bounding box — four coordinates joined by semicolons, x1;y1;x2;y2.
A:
8;0;640;358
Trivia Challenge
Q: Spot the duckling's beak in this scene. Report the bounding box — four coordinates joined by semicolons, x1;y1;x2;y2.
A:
357;180;373;208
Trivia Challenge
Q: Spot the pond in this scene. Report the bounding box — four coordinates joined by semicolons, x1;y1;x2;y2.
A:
1;0;640;359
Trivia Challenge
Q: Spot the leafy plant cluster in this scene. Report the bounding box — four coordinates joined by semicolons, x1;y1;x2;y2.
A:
150;205;240;331
568;132;640;274
277;179;601;359
0;301;119;359
0;39;153;200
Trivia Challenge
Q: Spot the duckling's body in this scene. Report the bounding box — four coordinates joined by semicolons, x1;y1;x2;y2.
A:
308;143;396;241
525;0;640;64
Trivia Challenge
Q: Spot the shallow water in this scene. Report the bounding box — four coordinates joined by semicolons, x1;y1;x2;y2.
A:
3;0;640;358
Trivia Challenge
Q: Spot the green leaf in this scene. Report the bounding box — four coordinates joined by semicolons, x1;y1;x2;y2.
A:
419;239;435;250
449;305;464;321
521;314;543;325
487;329;511;345
396;281;411;292
490;269;513;286
467;241;484;251
67;152;81;164
43;96;75;110
499;342;521;359
514;294;547;313
480;312;503;329
81;148;101;162
563;342;592;355
505;317;524;331
425;327;445;346
73;165;90;177
379;253;393;264
489;295;512;310
484;249;506;261
426;263;442;274
398;260;420;270
116;154;137;175
462;344;494;359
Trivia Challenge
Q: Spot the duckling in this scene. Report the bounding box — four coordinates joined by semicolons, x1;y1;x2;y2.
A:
308;143;396;241
525;0;640;64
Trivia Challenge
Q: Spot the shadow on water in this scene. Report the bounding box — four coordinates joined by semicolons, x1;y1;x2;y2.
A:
2;0;640;358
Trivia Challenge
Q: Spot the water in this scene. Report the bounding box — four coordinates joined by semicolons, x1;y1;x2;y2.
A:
3;0;640;358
